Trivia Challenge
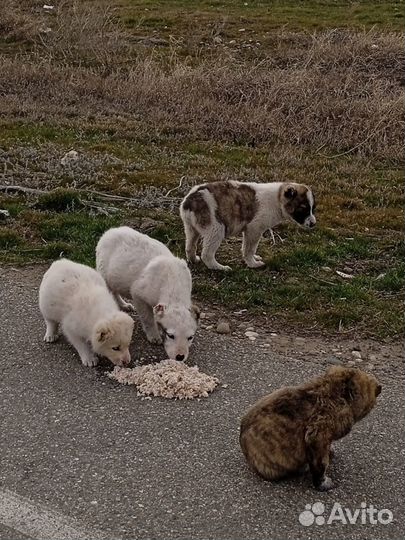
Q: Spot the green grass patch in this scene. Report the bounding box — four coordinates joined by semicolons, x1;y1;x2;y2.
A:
121;0;404;34
35;189;82;213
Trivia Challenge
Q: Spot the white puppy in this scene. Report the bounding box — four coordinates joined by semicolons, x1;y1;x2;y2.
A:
39;259;134;367
180;180;316;270
96;226;200;362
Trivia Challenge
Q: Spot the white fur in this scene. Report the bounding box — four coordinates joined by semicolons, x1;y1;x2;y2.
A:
96;227;199;361
180;181;316;270
39;259;134;367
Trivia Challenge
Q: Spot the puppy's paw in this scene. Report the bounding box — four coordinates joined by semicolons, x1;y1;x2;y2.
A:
146;332;162;345
44;332;59;343
316;476;334;491
246;259;265;269
121;301;135;312
217;265;232;272
81;355;99;367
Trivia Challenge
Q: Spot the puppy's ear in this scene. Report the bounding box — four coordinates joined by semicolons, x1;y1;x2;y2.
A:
343;372;359;402
153;303;166;319
284;185;297;200
190;304;200;322
95;324;113;343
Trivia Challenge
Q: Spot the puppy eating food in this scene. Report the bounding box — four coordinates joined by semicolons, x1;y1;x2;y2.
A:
240;366;381;491
180;180;316;270
96;226;200;361
39;259;134;367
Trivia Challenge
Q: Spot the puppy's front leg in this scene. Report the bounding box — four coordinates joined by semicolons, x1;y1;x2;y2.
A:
132;296;162;344
63;327;99;367
305;426;334;491
242;228;264;268
43;319;59;343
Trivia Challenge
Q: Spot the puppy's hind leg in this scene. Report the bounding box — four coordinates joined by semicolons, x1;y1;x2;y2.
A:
43;319;59;343
114;293;134;312
201;225;231;271
132;296;162;344
184;221;201;263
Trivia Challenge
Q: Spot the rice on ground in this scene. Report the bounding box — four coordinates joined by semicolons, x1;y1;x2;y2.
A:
108;359;219;399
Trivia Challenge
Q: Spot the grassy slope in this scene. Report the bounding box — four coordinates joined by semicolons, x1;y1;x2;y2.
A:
0;0;403;338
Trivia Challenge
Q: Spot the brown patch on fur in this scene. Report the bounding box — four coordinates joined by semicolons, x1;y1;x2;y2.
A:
182;189;211;227
279;183;313;225
201;181;258;236
240;367;381;490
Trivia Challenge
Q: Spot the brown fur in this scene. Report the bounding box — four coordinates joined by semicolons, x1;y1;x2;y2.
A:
240;366;381;491
278;184;316;226
205;182;258;236
182;181;258;236
181;189;211;228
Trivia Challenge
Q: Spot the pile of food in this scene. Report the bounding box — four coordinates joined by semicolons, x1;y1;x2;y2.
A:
108;359;219;399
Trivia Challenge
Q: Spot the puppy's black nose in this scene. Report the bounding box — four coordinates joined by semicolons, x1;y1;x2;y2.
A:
176;354;185;361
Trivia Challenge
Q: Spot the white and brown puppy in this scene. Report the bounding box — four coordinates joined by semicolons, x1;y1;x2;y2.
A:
96;227;200;362
180;181;316;270
39;259;134;367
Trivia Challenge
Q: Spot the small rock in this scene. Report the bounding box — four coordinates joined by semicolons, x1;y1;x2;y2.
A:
321;266;332;272
262;343;270;348
351;351;362;359
367;363;375;370
245;326;254;332
369;354;377;362
216;321;231;334
61;150;79;166
328;356;343;365
248;336;256;341
343;266;353;274
347;360;356;366
0;209;10;220
205;325;213;330
270;333;278;337
245;331;259;338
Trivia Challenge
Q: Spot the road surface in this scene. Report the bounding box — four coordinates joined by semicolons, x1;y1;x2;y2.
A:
0;266;404;540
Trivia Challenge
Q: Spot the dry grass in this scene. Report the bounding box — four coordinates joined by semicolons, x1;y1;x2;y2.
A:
0;1;403;338
0;1;403;160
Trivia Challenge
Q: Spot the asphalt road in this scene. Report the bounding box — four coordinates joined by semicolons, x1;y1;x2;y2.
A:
0;266;404;540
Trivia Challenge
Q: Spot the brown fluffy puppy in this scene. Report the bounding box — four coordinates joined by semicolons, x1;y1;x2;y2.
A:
240;366;381;491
